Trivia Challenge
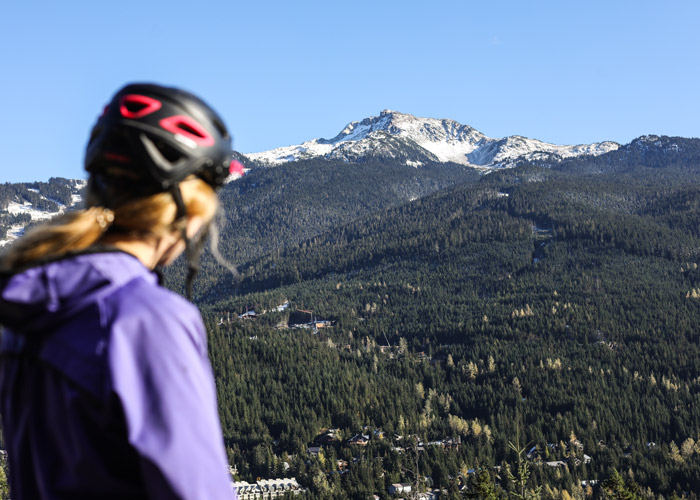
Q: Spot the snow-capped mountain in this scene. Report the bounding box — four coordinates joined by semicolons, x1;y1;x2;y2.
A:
245;110;620;169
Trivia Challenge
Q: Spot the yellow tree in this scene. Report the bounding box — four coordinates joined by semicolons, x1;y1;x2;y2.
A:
681;437;696;459
669;441;683;463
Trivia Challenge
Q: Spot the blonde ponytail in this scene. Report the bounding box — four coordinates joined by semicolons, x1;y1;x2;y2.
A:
0;177;217;271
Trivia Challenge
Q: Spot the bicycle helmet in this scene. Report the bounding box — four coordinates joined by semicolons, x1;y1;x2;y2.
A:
85;83;242;299
85;83;240;194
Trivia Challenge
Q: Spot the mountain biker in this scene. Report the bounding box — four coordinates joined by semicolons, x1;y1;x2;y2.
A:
0;83;240;499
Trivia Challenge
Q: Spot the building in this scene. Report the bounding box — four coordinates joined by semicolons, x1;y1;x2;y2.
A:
274;301;290;312
388;483;412;495
348;434;370;446
545;461;567;468
416;492;439;500
232;478;304;499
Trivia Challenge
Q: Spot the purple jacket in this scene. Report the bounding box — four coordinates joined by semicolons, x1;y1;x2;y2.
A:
0;249;236;499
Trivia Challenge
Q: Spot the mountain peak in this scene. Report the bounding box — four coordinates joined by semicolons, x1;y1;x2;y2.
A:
245;111;619;168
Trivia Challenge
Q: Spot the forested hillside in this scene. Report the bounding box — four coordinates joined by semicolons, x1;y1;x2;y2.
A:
191;139;700;498
3;138;700;498
166;157;479;298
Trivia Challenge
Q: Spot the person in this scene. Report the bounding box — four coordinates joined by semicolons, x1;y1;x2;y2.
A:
0;83;240;499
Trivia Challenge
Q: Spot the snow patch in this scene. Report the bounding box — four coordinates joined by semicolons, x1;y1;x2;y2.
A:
1;181;86;247
7;201;58;221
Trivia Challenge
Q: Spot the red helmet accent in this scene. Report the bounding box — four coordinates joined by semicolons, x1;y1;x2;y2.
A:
159;115;215;147
119;94;162;119
104;152;131;163
229;159;244;177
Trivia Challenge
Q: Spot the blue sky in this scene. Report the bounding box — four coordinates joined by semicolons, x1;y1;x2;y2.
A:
2;0;698;182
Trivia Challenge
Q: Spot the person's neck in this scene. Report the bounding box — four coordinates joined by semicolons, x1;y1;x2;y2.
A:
101;234;177;270
99;216;199;269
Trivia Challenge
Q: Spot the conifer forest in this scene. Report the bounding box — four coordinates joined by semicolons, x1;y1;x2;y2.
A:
187;138;700;499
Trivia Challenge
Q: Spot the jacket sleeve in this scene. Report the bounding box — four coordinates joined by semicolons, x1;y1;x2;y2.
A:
107;282;235;499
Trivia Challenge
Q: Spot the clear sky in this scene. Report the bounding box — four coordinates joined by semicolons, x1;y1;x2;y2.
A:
2;0;698;182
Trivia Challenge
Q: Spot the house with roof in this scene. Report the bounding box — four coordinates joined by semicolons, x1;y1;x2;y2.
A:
232;481;258;499
545;461;567;468
238;310;257;320
416;491;439;500
442;437;461;450
388;483;412;495
316;428;340;445
348;434;370;446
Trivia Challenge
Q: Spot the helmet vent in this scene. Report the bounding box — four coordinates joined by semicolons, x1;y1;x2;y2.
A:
154;140;184;163
160;115;215;147
120;94;162;119
177;122;202;138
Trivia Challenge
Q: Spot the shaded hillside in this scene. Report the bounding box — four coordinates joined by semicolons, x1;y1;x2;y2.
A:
165;157;479;298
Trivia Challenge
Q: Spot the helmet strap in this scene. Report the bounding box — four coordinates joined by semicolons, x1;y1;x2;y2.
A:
170;183;188;221
170;184;200;300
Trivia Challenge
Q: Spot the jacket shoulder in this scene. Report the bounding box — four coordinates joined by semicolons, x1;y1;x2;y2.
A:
105;277;207;357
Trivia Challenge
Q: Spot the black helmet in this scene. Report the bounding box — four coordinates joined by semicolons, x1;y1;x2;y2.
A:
85;83;239;191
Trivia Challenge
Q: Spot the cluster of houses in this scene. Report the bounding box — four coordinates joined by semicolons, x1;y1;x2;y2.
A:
231;478;305;499
307;428;461;457
219;301;291;324
526;442;592;468
230;433;599;499
220;301;603;497
387;482;438;497
218;301;334;332
304;429;463;498
393;437;461;453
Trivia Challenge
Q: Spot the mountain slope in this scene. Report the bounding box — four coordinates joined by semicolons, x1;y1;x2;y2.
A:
245;110;619;169
167;157;480;298
0;178;85;247
553;134;700;174
204;160;700;496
